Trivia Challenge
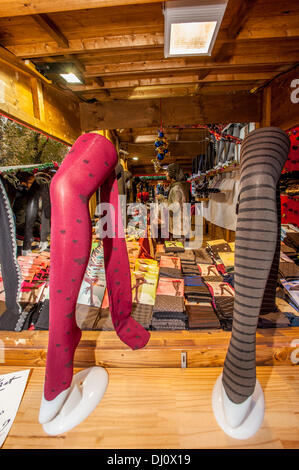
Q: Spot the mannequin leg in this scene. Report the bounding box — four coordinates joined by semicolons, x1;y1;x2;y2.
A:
22;190;39;253
222;127;290;416
42;133;150;409
40;210;50;243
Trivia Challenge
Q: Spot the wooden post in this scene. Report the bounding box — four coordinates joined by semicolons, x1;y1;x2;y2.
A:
261;86;272;128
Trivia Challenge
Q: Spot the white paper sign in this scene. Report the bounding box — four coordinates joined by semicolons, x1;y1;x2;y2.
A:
0;369;30;448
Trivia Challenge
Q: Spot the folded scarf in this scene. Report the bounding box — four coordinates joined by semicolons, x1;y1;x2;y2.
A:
194;248;213;264
76;303;100;330
285;312;299;326
159;267;183;278
177;251;196;262
164;241;185;253
201;276;224;282
151;318;186;330
279;261;299;279
131;302;153;329
284;232;299;251
153;311;187;320
153;294;184;313
181;265;200;276
184;276;205;287
186;304;220;329
214;297;234;328
184;285;210;296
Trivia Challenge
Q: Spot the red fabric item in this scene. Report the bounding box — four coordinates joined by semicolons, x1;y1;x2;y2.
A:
283;126;299;174
44;133;150;401
281;195;299;226
139;236;153;259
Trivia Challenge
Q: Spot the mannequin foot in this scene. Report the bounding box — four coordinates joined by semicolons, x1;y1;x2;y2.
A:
42;367;109;435
22;249;31;256
222;384;252;428
39;241;49;252
39;388;70;424
212;373;265;439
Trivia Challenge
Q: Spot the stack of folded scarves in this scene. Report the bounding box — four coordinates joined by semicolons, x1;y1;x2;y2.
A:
193;248;213;264
96;303;154;330
214;297;234;331
183;276;211;303
181;263;200;276
284;232;299;252
164;240;185;253
186;301;220;329
206;239;233;264
152;294;186;330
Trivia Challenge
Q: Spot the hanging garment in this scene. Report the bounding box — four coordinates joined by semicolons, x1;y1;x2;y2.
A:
44;133;150;402
222;127;290;405
0;178;23;331
22;180;51;252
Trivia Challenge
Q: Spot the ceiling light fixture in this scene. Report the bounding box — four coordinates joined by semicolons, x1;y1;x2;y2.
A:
163;0;228;58
60;73;83;84
132;157;139;160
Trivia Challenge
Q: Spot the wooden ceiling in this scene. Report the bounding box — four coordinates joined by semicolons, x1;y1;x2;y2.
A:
0;0;298;173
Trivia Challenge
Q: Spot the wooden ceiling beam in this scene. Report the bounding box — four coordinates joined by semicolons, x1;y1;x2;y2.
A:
70;72;275;92
79;83;265;101
8;33;164;58
226;0;258;39
0;1;170;18
124;142;208;158
31;14;69;48
80;93;261;131
7;25;299;60
83;44;299;77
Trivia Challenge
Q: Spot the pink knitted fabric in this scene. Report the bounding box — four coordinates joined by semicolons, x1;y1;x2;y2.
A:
44;133;150;401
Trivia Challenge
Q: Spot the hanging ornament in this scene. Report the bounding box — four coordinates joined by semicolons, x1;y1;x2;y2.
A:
151;158;162;173
153;99;169;171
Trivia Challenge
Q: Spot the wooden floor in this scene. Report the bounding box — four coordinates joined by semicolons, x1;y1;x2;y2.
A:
0;328;299;449
1;365;299;449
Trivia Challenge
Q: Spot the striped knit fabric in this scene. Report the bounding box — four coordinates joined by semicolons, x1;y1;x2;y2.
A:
260;187;281;314
222;127;290;404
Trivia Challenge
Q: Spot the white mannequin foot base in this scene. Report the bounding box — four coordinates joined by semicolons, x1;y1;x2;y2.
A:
22;249;31;256
212;374;264;440
39;241;49;252
41;367;108;436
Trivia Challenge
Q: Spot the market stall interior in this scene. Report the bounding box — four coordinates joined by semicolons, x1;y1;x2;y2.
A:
0;0;298;448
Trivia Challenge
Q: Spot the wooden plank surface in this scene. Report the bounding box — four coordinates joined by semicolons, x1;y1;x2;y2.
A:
80;94;261;131
0;0;170;18
1;366;299;449
1;329;298;369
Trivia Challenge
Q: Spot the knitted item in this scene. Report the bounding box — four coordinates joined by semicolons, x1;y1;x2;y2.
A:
222;127;290;404
0;177;23;331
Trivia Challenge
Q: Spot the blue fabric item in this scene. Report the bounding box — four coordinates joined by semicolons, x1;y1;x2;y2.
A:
285;312;299;326
222;274;234;288
183;276;205;287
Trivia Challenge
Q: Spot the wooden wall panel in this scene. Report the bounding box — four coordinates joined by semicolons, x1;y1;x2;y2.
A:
0;54;81;144
270;65;299;130
0;329;298;369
